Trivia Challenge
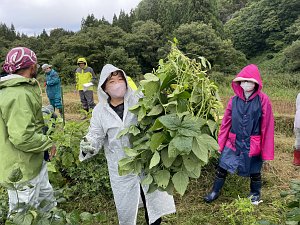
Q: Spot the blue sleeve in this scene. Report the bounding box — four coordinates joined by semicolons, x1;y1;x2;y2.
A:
47;71;60;86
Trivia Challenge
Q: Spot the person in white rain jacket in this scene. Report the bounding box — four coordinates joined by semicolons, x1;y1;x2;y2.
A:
79;64;176;225
293;93;300;166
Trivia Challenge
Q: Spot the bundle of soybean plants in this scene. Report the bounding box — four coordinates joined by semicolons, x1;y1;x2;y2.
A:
118;41;223;196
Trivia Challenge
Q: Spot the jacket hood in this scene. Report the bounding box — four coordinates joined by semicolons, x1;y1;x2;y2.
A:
77;57;88;69
97;64;132;104
0;74;37;89
231;64;263;100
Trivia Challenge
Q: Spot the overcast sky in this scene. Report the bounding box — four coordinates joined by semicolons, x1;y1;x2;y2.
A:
0;0;142;36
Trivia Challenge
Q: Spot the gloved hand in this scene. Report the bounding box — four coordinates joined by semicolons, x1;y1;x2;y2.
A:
80;138;95;155
44;82;47;87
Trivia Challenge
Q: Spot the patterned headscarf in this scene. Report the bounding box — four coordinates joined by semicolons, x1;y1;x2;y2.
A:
2;47;37;74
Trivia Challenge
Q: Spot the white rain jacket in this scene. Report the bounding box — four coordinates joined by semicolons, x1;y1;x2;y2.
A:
294;93;300;149
294;93;300;129
79;64;176;224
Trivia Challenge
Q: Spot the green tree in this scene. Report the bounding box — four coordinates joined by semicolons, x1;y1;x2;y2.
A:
105;47;142;79
283;40;300;72
81;14;99;29
112;10;135;33
173;22;246;73
135;0;223;35
122;20;164;73
225;0;300;57
217;0;250;23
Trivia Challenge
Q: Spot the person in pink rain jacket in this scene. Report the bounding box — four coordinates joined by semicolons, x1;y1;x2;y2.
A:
204;64;274;204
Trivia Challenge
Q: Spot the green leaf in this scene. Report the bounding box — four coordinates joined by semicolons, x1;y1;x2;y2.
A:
129;103;141;114
165;180;175;195
133;160;142;174
168;140;180;158
207;120;217;134
150;132;166;152
158;114;182;130
138;106;147;122
192;137;209;163
162;101;178;113
201;134;219;151
118;158;134;175
67;210;81;224
141;174;153;185
129;126;140;136
184;165;201;178
80;212;93;221
161;149;176;168
178;116;203;137
169;135;193;154
47;162;57;173
177;99;188;113
182;154;200;172
62;152;75;167
172;171;189;196
124;147;139;157
177;91;191;99
8;167;23;183
13;213;34;225
149;119;163;131
153;170;170;188
34;218;50;225
129;103;141;111
140;80;160;97
147;104;163;116
149;151;160;169
118;157;134;168
117;127;129;138
158;70;176;90
144;73;160;82
147;182;158;194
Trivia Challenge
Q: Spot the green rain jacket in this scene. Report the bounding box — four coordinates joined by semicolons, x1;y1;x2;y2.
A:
75;58;96;91
0;75;52;183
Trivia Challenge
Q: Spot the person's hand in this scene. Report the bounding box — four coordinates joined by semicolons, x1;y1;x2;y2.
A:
74;90;77;94
49;144;56;160
44;82;47;87
80;138;95;154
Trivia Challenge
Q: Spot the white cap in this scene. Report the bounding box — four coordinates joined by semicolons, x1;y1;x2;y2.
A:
41;63;52;70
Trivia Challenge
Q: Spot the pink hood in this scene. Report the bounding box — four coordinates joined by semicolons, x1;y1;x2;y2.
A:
231;64;262;101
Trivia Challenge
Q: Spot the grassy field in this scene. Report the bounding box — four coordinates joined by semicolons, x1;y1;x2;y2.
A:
56;72;300;224
1;71;300;224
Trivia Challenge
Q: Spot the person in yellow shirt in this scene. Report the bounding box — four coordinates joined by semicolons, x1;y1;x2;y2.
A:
75;58;97;119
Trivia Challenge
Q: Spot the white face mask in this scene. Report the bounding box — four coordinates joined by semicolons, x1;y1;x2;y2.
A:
240;81;255;92
106;82;127;99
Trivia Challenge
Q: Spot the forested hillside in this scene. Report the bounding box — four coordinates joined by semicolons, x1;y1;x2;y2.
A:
0;0;299;83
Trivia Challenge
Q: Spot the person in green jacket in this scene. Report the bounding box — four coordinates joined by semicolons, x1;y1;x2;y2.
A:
75;58;97;119
0;47;57;215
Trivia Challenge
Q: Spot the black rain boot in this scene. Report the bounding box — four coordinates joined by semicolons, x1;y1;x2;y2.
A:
249;173;262;203
204;167;227;203
58;108;63;118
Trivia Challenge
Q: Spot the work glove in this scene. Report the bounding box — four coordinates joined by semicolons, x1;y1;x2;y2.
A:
80;137;95;155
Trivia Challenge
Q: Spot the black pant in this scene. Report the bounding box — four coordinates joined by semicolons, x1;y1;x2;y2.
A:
140;186;162;225
79;90;95;110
